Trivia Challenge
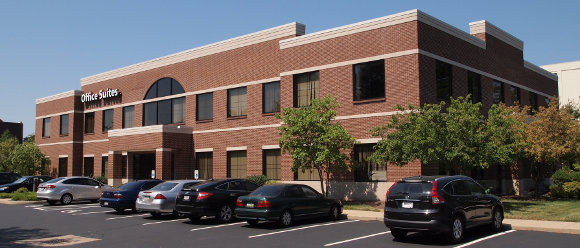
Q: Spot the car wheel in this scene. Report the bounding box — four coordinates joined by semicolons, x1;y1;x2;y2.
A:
279;210;293;228
60;194;73;205
217;205;233;223
151;212;162;218
247;219;259;226
390;228;407;240
491;208;503;232
448;215;464;244
189;215;201;222
47;200;57;205
114;208;125;213
329;205;340;220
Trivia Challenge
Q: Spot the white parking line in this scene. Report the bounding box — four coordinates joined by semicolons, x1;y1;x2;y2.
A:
324;231;390;246
248;220;360;238
25;205;44;208
34;205;103;211
72;211;113;216
142;218;187;226
106;214;149;220
42;203;100;208
454;230;517;248
190;222;244;231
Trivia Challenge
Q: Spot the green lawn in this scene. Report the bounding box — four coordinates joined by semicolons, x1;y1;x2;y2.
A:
342;202;383;212
0;192;38;201
502;199;580;222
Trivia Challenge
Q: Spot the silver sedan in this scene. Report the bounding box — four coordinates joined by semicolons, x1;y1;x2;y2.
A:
136;180;203;217
37;176;112;205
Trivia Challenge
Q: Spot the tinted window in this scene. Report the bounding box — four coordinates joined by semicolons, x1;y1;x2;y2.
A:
63;178;83;185
301;186;320;198
389;182;432;195
284;186;305;198
46;178;65;184
42;117;51;137
452;181;470;195
228;181;245;191
13;177;27;183
293;71;319;107
250;185;284;197
510;86;521;105
85;113;94;133
263;81;280;113
196;93;213;121
102;109;114;132
143;102;157;126
144;77;184;100
466;180;485;195
157;100;172;125
141;181;162;190
353;60;385;101
118;181;143;190
157;78;172;98
151;182;179;191
60;114;69;135
468;72;482;103
436;61;452;101
493;81;504;104
182;182;202;189
87;179;100;186
123;106;135;129
245;182;259;191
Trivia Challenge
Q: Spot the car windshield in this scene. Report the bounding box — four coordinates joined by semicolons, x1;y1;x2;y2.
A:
150;182;179;191
45;178;65;184
390;182;432;195
182;180;216;190
249;185;284;197
12;177;29;183
118;181;144;190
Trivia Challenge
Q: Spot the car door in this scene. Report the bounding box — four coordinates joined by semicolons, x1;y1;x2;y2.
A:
300;185;327;217
452;180;478;225
86;178;103;199
284;185;308;218
63;178;86;199
225;181;247;206
466;180;492;223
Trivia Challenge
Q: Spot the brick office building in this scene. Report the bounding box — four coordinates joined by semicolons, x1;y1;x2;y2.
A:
35;10;557;200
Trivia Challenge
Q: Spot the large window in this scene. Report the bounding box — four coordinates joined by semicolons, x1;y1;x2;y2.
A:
510;86;521;105
83;157;94;177
467;72;481;103
296;168;320;181
196;152;213;179
529;91;539;111
84;112;94;134
102;109;114;132
353;144;386;181
263;81;280;114
228;87;247;117
196;93;213;121
436;61;452;101
294;71;319;107
42;117;51;138
58;157;67;177
59;114;69;136
263;149;281;180
227;151;246;178
492;81;505;104
353;60;385;101
143;78;186;126
122;106;134;129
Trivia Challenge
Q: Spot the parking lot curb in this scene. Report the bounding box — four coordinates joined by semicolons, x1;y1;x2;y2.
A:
0;198;44;205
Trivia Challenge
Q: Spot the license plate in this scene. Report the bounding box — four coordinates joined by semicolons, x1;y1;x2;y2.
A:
104;201;109;206
246;203;254;208
183;196;190;200
38;188;44;191
402;202;413;208
144;196;150;200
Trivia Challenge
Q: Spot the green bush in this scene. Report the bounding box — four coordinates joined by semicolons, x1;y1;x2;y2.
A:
94;176;108;185
11;192;37;201
552;168;572;186
563;182;580;198
264;180;279;185
15;187;29;193
550;184;567;198
247;175;270;186
0;193;12;199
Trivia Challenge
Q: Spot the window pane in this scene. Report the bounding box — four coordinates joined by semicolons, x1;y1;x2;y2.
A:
172;97;185;123
227;151;246;178
467;72;481;103
83;157;94;177
58;158;67;177
493;81;504;104
353;144;386;181
145;83;157;99
529;92;538;111
228;87;247;117
171;78;185;94
510;86;521;105
294;71;319;107
84;113;94;133
123;106;134;129
263;149;281;180
102;109;114;132
436;61;452;100
297;168;320;181
196;152;213;179
143;102;157;126
157;78;172;98
60;114;69;135
157;100;172;125
42;117;51;137
197;93;213;121
101;156;108;177
353;60;385;101
263;81;280;113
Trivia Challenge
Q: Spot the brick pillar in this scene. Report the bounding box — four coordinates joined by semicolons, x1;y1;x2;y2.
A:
127;152;134;180
156;148;172;180
108;151;123;187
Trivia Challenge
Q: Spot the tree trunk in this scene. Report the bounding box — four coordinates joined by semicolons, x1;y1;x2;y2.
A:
510;161;521;196
318;168;325;197
325;169;330;198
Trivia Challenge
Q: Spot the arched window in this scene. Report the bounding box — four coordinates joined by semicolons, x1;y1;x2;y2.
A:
143;78;186;126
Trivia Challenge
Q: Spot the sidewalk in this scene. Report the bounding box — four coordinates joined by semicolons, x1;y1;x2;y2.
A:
0;198;43;205
343;209;580;235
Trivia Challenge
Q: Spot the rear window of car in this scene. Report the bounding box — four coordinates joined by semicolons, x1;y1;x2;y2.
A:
390;182;432;195
45;178;65;184
249;185;284;197
182;180;218;190
151;182;179;191
118;181;143;190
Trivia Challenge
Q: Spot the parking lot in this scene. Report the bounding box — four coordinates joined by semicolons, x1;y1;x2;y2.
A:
1;201;579;248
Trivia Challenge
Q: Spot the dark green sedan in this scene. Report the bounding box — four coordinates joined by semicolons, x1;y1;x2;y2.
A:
235;184;342;227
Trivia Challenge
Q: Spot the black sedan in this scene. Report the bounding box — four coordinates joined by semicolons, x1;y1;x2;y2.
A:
0;175;53;193
175;179;259;223
235;184;342;227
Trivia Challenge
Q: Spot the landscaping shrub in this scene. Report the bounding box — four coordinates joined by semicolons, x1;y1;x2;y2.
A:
11;192;37;201
550;167;580;198
0;193;11;199
94;176;108;185
563;182;580;198
247;175;270;186
15;187;29;193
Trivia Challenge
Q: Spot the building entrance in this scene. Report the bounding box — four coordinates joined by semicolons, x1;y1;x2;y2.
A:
133;153;156;180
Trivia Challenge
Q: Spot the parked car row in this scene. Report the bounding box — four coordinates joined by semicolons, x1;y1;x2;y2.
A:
0;175;53;193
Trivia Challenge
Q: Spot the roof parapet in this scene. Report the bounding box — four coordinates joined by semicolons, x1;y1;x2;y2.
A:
36;90;82;104
469;20;524;51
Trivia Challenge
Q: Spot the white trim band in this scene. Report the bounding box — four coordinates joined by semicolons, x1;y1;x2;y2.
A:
83;154;95;157
58;155;69;158
262;145;281;149
195;148;214;153
335;110;412;120
226;146;247;151
36;90;82;104
84;139;109;144
108;125;193;137
469;20;523;50
156;148;172;152
193;123;282;134
36;110;82;120
102;153;109;157
357;138;381;144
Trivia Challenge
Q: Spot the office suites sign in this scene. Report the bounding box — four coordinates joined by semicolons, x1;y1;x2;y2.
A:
81;88;120;103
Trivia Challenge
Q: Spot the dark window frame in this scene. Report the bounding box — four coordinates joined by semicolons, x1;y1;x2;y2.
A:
467;71;482;103
196;92;213;121
262;81;281;114
436;61;453;101
353;59;386;101
227;150;247;178
59;114;69;136
42;117;51;138
227;87;247;118
84;112;95;134
83;157;94;177
122;106;135;129
293;71;320;107
492;80;505;104
510;86;521;105
102;109;114;132
529;91;539;111
142;97;185;126
263;149;281;180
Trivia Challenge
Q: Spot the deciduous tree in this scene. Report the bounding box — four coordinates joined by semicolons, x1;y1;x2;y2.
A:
9;142;50;175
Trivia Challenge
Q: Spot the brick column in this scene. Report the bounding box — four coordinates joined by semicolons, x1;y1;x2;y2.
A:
127;152;134;180
156;148;172;180
108;151;123;187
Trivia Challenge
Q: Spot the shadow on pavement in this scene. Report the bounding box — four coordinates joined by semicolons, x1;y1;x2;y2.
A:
0;227;52;248
390;224;513;246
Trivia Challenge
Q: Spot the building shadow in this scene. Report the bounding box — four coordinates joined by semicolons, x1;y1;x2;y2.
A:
0;227;52;248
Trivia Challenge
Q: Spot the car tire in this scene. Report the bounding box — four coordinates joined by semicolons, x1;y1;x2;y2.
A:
47;200;57;205
491;208;503;232
189;215;201;222
151;212;162;218
390;228;407;240
247;219;259;226
60;194;73;205
448;215;464;244
329;205;340;221
278;210;293;228
114;208;125;213
217;205;233;223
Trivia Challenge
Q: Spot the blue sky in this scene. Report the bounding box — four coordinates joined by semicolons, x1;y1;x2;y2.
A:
1;0;579;136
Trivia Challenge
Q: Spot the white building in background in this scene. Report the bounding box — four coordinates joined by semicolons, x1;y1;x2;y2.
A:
542;61;580;105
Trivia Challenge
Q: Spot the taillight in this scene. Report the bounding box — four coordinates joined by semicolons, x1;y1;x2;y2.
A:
257;200;271;208
197;192;213;200
431;180;444;204
236;199;243;207
46;185;56;189
100;192;104;198
113;193;123;199
154;194;166;200
386;182;397;201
